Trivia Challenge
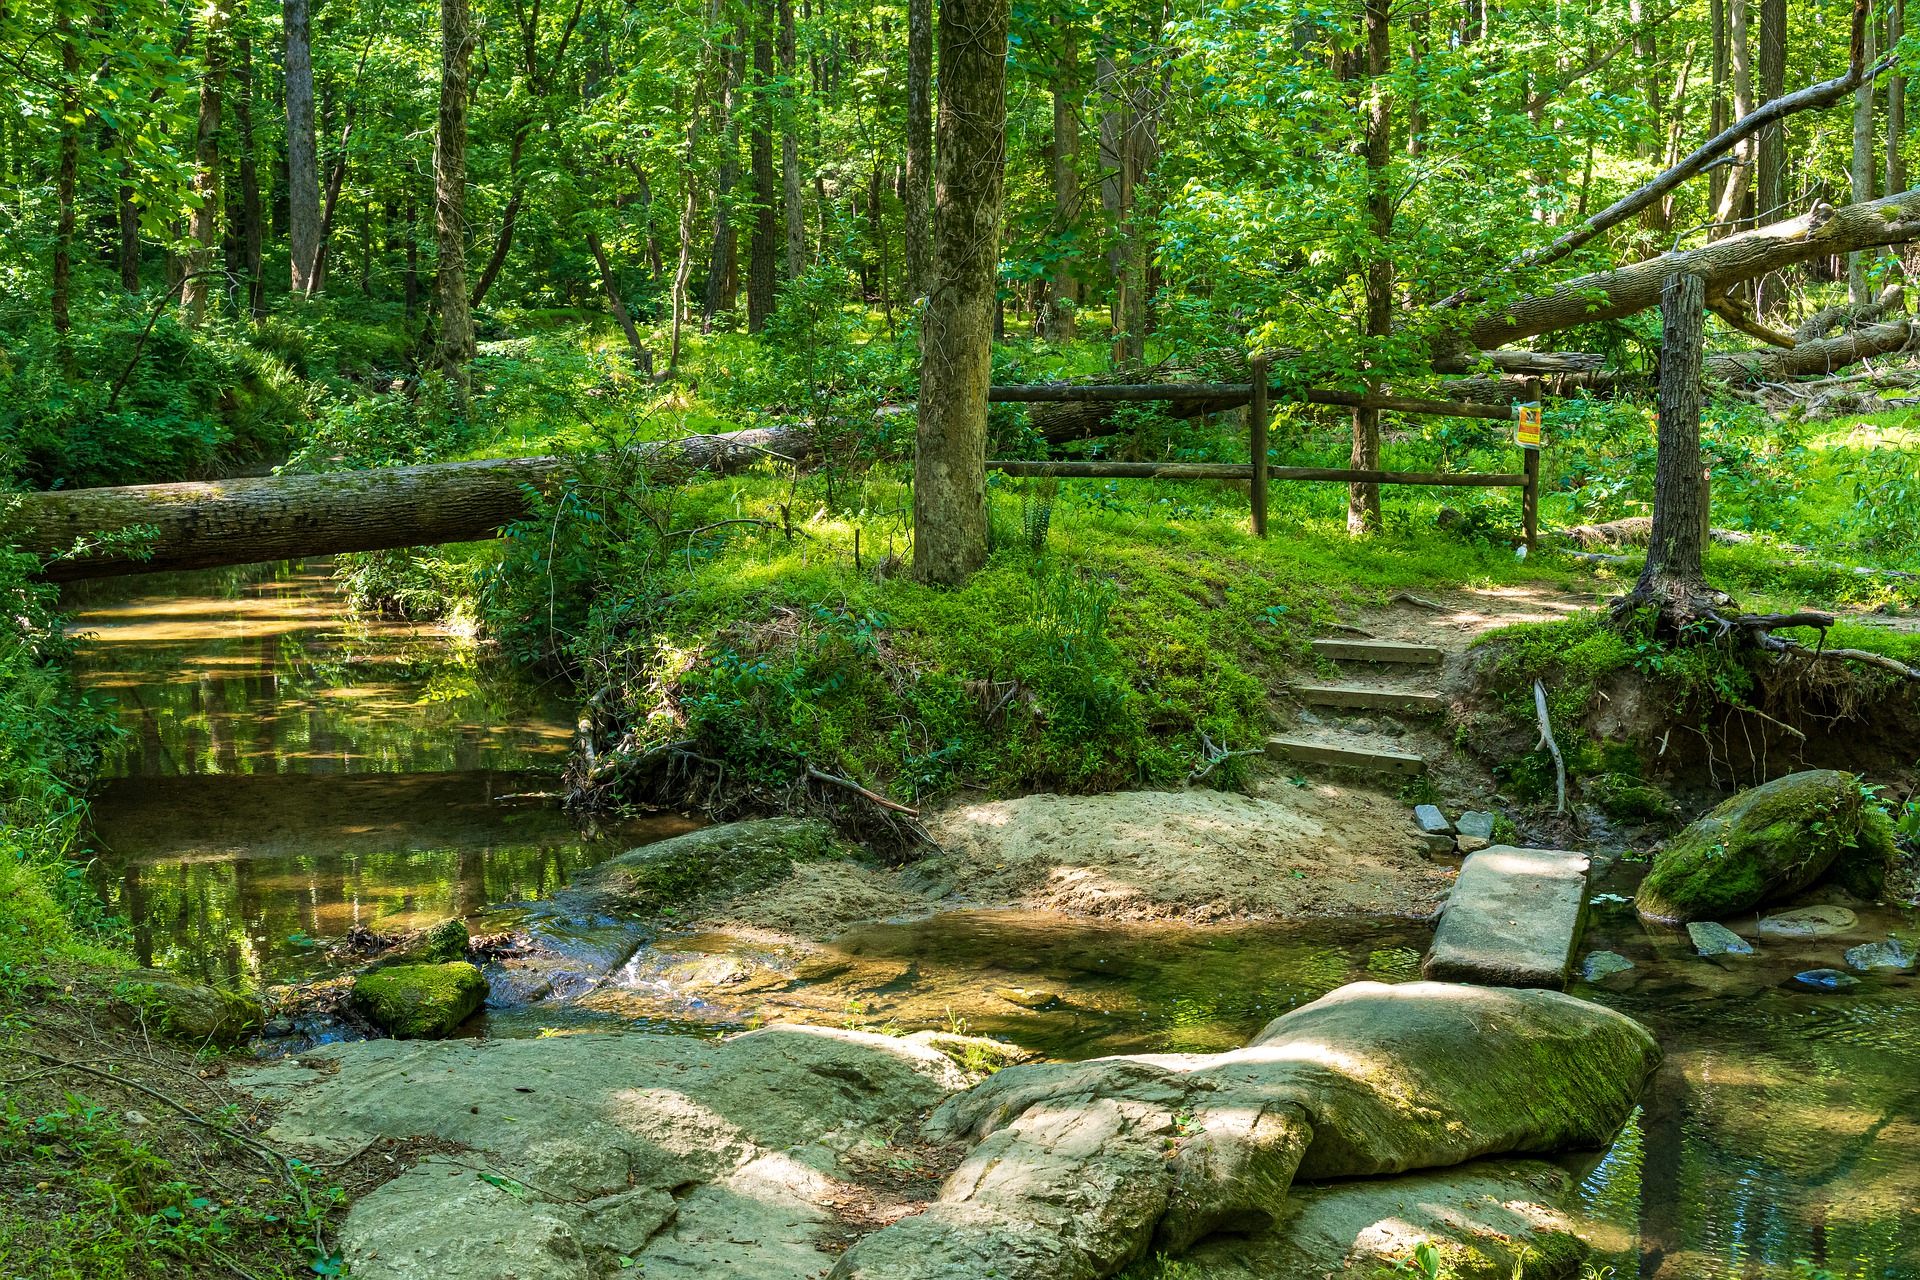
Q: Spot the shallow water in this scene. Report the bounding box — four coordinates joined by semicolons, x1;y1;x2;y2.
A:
68;562;690;986
66;563;1920;1278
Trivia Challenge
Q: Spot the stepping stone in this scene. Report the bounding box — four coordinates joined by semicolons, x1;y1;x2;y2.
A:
1687;922;1754;956
1413;804;1452;835
1265;737;1426;776
1756;905;1857;938
1846;939;1913;970
1311;639;1445;665
1580;950;1636;981
1794;968;1860;991
1456;811;1497;841
1297;684;1446;713
1422;846;1591;989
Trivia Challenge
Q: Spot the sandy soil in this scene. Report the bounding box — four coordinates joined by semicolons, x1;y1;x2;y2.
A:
703;779;1454;939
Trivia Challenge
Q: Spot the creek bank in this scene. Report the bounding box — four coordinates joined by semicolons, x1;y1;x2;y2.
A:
233;980;1652;1280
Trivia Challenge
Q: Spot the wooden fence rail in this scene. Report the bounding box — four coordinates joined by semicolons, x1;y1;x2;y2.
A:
987;374;1542;548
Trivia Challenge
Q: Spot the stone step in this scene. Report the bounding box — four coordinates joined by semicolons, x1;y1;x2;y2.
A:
1296;684;1445;714
1312;638;1446;665
1265;736;1427;776
1422;846;1591;990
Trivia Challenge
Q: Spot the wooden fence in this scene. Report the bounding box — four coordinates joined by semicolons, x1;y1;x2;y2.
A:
984;365;1542;547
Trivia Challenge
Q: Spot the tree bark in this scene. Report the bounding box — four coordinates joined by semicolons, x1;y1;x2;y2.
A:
586;229;653;373
1631;272;1713;622
118;156;141;292
780;0;805;281
913;0;1007;586
748;0;778;332
1712;0;1753;231
1707;318;1914;381
903;0;933;299
1852;11;1880;304
704;25;744;327
1755;0;1787;309
184;0;233;325
1890;0;1908;199
9;427;819;583
52;11;79;350
1041;13;1079;339
236;31;265;318
1349;0;1392;535
284;0;321;296
671;109;702;372
1709;0;1728;215
1467;189;1920;347
434;0;477;386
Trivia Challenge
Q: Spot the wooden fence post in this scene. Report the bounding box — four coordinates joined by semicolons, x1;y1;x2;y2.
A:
1522;376;1541;551
1249;354;1270;538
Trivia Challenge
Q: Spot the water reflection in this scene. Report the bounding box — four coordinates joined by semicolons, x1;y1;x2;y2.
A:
69;561;693;986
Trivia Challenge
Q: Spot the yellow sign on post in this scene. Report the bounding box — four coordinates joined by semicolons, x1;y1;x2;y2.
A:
1514;402;1543;450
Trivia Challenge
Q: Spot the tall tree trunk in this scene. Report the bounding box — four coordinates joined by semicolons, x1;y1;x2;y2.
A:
236;31;265;318
469;126;528;309
1713;0;1752;230
912;0;1007;586
1755;0;1786;311
748;0;777;332
867;156;889;318
779;0;805;280
1631;0;1661;154
903;0;933;298
308;107;355;297
117;156;141;292
1630;272;1712;623
1889;0;1907;196
53;11;79;352
434;0;477;386
404;192;420;319
672;129;700;372
1349;0;1392;535
1709;0;1729;215
1851;10;1879;305
1407;4;1427;156
1042;14;1079;338
704;25;744;328
284;0;321;296
1098;48;1130;361
184;0;231;326
586;229;653;372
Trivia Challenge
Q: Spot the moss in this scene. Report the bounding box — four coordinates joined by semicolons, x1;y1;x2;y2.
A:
351;962;489;1039
113;970;262;1047
1638;770;1866;922
1832;803;1900;899
1591;774;1675;825
417;918;470;963
585;818;848;915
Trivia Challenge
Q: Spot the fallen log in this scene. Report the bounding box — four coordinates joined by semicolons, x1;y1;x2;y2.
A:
988;460;1527;486
1707;320;1914;383
1470;190;1920;348
15;425;815;582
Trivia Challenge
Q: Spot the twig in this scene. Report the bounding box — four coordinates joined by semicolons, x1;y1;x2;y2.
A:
1187;730;1263;783
1757;633;1920;679
1329;623;1377;637
1736;703;1808;741
1533;680;1567;814
805;765;920;817
1390;592;1446;610
105;270;237;409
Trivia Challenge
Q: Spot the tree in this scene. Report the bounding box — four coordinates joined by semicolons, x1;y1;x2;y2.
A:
284;0;321;296
434;0;477;384
52;6;80;353
902;0;932;299
748;0;777;332
1622;273;1714;627
1348;0;1391;536
1040;10;1078;339
913;0;1007;586
182;0;233;326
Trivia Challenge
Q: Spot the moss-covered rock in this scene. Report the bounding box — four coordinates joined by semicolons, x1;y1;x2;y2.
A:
403;918;470;964
572;818;846;916
1832;804;1899;899
114;970;262;1047
1591;773;1675;825
1637;770;1870;922
353;962;488;1039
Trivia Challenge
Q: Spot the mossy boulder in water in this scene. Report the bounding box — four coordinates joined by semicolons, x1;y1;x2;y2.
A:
353;962;488;1039
115;970;262;1046
1637;770;1877;923
570;817;846;915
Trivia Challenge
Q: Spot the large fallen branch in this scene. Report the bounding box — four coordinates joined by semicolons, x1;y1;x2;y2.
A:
1707;319;1914;383
1470;190;1920;347
12;425;815;581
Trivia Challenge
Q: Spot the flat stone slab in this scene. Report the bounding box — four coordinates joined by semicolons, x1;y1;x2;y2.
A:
1756;905;1857;938
1423;846;1591;990
1414;804;1453;834
1687;921;1755;956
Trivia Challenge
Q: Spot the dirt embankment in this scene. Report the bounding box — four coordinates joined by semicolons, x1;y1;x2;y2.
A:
709;780;1453;940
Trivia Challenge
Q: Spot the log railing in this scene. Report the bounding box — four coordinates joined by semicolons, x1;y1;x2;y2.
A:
985;378;1542;547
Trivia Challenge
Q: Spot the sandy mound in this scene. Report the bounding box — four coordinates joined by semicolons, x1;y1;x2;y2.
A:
713;781;1451;937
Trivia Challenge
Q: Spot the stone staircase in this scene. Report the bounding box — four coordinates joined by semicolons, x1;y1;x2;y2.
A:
1266;638;1448;778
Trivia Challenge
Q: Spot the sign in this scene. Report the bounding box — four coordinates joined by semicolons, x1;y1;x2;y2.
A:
1514;402;1542;450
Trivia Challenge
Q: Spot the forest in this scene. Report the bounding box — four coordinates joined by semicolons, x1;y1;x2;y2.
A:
5;0;1920;1274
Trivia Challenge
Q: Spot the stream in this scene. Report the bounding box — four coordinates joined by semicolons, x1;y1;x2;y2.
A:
67;560;1920;1280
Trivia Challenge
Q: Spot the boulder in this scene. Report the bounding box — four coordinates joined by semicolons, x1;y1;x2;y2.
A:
1793;968;1860;991
1456;811;1497;841
570;818;845;915
1176;1158;1589;1280
830;982;1659;1280
1414;805;1453;835
1686;922;1754;956
352;963;489;1039
1637;771;1873;923
1755;905;1857;938
114;970;262;1047
1846;938;1913;970
231;1024;972;1280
